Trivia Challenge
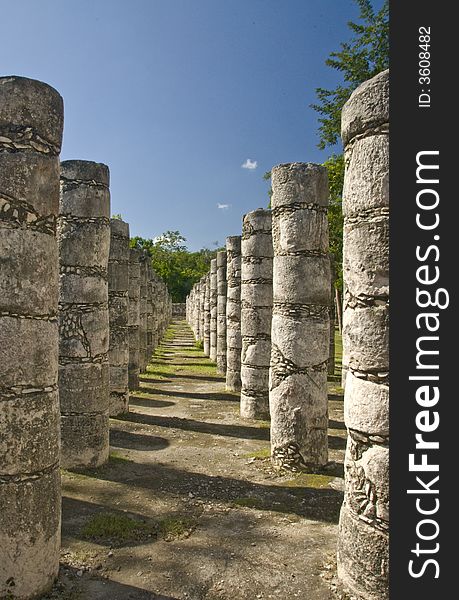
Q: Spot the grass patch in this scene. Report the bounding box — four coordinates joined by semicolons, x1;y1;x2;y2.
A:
158;516;197;541
334;328;343;367
81;512;157;546
243;447;271;460
109;451;133;464
283;473;335;490
145;357;219;378
61;469;90;481
232;497;264;509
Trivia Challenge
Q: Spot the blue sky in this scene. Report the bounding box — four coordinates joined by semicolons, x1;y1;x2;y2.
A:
3;0;383;250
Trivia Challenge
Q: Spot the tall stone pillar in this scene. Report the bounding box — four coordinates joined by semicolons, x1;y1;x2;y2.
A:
328;254;337;376
337;70;389;600
0;76;63;598
128;248;141;389
58;161;110;469
108;218;130;416
270;163;330;470
209;258;218;362
146;262;154;360
138;252;148;372
240;209;273;419
226;236;242;392
194;281;201;341
216;250;227;374
199;275;206;343
203;271;211;356
151;272;159;351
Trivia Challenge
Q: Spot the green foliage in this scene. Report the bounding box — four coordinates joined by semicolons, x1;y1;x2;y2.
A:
263;170;273;208
112;213;123;220
323;154;344;291
131;231;220;302
311;0;389;150
310;1;388;292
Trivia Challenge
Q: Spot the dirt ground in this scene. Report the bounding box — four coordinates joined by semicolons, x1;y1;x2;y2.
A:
46;320;346;600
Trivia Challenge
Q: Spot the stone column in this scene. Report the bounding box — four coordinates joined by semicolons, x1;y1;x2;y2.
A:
128;248;141;389
203;271;211;356
328;254;336;376
138;252;148;372
194;281;201;341
226;235;242;392
337;70;389;600
240;209;273;419
270;163;330;470
0;76;63;598
58;161;110;469
151;272;159;352
199;275;206;343
216;250;227;374
108;218;130;416
209;258;218;362
146;263;154;359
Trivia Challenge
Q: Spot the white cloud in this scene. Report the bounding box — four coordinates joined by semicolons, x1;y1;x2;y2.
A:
217;203;230;210
241;158;258;170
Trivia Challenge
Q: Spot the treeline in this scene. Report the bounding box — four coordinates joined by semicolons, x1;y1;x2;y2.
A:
130;230;221;302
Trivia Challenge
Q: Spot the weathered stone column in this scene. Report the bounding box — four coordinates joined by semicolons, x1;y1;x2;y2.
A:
337;70;389;600
328;255;336;376
146;263;154;359
209;258;218;362
128;248;141;389
0;76;63;598
108;218;130;416
199;274;206;343
138;252;148;372
216;250;227;374
270;163;330;470
58;161;110;469
194;281;201;341
151;272;160;352
203;272;211;355
240;209;273;419
226;236;242;391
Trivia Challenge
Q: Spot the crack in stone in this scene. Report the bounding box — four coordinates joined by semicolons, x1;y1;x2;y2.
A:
0;461;59;484
0;193;56;235
61;178;108;191
0;125;61;155
0;384;58;398
59;265;108;280
344;123;389;148
344;292;389;310
271;202;328;217
0;310;57;321
270;344;327;390
273;302;329;319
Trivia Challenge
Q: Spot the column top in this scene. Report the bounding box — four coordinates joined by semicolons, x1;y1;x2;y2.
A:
0;75;64;152
341;69;389;146
61;160;110;187
110;217;130;238
271;162;328;209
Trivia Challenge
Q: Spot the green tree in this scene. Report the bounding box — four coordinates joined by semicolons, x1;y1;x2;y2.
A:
131;231;220;302
311;0;389;150
324;154;344;291
311;0;388;293
263;170;273;208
